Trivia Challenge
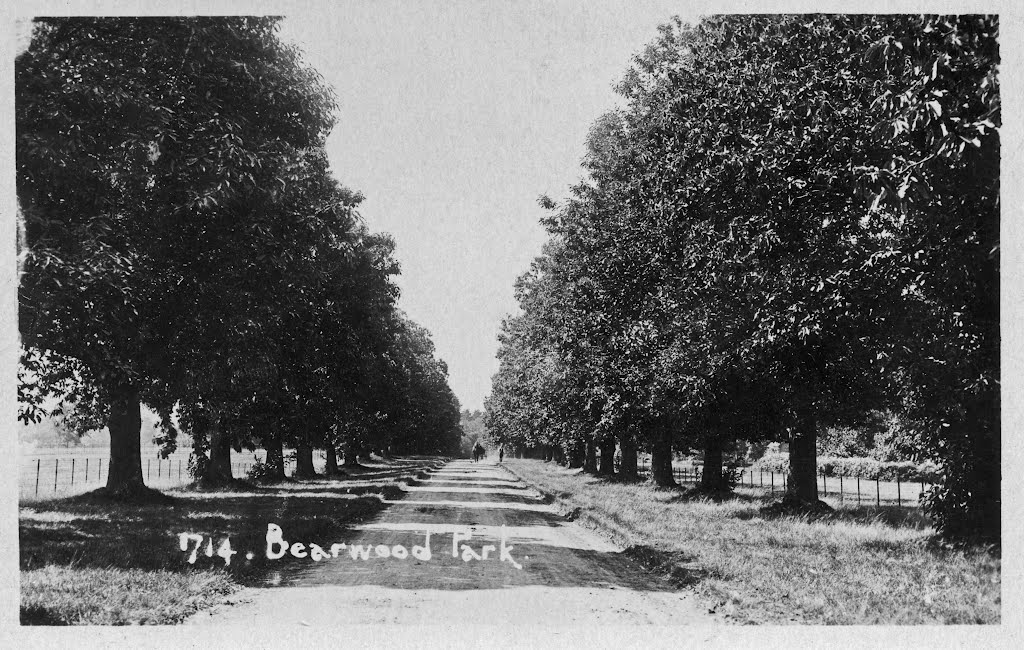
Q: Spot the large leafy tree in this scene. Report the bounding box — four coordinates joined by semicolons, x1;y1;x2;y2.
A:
860;15;1000;541
20;16;344;494
488;14;998;540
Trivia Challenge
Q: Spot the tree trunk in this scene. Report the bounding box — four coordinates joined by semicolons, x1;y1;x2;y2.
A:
971;394;1000;542
325;444;340;475
568;440;584;469
598;437;616;476
343;431;360;467
700;433;727;491
295;443;316;478
554;445;566;466
205;419;234;485
583;436;597;474
619;430;638;480
266;434;286;480
786;407;818;502
105;386;145;495
650;421;677;487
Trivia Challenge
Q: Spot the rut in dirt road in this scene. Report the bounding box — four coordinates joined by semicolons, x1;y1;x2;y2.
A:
190;459;714;625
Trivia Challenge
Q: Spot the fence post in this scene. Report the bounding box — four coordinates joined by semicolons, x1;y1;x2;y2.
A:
71;458;75;486
857;476;861;504
839;475;843;502
54;458;59;492
876;478;880;506
822;472;827;496
158;459;161;478
896;476;901;505
179;459;182;480
35;459;40;496
85;458;89;484
770;471;774;494
99;458;102;482
147;459;151;481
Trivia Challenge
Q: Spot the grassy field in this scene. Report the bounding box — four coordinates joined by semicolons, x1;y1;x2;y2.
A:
19;457;443;624
504;459;1000;625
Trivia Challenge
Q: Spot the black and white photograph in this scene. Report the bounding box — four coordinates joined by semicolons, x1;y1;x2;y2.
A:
3;0;1015;645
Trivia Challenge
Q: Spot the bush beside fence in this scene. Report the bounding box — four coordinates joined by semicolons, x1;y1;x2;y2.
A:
753;452;941;482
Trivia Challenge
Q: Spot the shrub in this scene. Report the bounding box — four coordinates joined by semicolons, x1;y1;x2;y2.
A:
871;411;921;462
246;458;283;482
817;425;873;457
753;451;789;474
723;463;744;489
744;441;770;464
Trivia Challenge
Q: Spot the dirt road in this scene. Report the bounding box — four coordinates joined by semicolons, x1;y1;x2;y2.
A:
189;459;712;625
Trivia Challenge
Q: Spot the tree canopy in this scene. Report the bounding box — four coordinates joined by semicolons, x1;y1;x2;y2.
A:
486;14;999;542
18;16;461;495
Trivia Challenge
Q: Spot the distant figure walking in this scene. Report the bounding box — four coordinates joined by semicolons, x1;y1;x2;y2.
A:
499;446;504;463
473;441;485;462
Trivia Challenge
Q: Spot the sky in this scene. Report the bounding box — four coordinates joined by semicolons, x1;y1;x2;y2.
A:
277;1;702;411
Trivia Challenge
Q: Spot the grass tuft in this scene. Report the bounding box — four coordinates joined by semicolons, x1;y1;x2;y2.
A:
21;566;238;625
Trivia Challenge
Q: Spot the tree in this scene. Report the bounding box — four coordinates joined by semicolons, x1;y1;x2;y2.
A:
490;14;998;540
860;15;999;541
19;17;339;494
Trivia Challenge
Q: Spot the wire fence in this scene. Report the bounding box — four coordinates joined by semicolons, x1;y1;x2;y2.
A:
19;448;332;501
636;458;931;508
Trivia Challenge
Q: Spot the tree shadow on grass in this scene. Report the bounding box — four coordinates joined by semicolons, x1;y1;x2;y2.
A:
663;486;760;504
824;504;932;529
20;605;68;626
19;457;468;581
730;497;932;531
18;459;429;587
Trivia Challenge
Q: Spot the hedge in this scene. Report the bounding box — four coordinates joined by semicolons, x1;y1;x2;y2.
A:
752;453;942;482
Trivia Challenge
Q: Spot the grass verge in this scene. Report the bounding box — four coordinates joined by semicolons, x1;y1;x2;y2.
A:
504;459;1000;625
19;457;445;624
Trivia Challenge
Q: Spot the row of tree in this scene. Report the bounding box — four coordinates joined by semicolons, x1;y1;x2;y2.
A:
485;15;999;542
17;17;462;496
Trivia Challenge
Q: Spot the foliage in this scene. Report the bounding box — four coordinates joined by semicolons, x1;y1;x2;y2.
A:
817;426;876;459
17;16;461;492
245;458;283;483
487;14;998;541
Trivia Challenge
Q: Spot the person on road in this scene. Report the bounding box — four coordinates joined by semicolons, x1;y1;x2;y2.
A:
499;446;504;463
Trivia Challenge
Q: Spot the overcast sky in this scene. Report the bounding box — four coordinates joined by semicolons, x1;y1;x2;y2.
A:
278;1;701;411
